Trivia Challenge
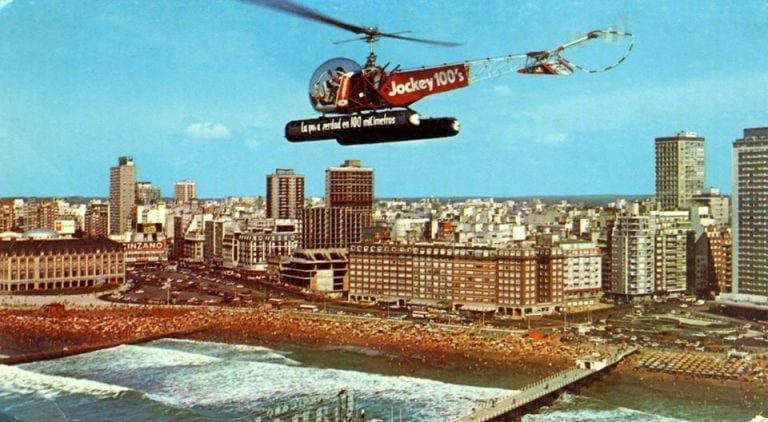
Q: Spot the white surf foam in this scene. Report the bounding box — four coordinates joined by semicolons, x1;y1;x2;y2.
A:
322;344;386;357
525;393;688;422
23;343;222;376
525;407;687;422
143;357;513;420
147;338;301;365
0;364;132;400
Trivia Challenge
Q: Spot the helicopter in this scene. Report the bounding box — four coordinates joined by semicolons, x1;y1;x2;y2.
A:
250;0;634;146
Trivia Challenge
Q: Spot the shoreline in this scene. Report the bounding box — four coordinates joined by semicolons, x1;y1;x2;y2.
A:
1;306;765;395
0;327;208;366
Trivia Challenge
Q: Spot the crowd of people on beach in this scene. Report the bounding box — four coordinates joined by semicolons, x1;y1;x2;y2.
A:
0;305;596;369
1;305;766;394
205;309;602;369
0;306;213;356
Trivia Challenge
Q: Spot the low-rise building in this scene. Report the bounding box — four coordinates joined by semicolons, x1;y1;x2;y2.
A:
348;242;569;317
280;248;348;298
0;234;125;293
238;222;299;275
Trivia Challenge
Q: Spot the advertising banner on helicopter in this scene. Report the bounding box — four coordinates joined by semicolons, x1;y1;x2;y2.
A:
380;64;469;106
285;109;419;142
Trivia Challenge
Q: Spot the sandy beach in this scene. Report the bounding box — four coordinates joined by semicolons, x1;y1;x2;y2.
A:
1;305;766;397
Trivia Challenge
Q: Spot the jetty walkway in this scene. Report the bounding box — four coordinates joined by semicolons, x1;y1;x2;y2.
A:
454;346;638;422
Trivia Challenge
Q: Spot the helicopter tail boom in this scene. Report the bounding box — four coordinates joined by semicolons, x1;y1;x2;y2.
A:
379;63;469;107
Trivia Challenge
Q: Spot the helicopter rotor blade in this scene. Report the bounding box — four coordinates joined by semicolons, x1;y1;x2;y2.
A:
245;0;370;35
244;0;461;47
378;31;462;47
333;36;368;45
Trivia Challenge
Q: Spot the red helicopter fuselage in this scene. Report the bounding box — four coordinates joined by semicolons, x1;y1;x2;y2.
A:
310;62;469;115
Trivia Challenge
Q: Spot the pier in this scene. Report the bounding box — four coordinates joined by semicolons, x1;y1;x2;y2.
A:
454;346;638;422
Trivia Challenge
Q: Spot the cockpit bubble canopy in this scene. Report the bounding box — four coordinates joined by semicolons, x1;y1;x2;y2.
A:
308;57;362;112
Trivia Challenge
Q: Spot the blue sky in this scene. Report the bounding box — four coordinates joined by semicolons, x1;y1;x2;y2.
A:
1;0;766;198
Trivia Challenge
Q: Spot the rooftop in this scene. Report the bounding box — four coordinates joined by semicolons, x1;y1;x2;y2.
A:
0;237;123;254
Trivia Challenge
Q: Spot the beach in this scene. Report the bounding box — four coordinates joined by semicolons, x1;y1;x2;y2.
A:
0;306;580;369
1;305;765;388
1;305;766;420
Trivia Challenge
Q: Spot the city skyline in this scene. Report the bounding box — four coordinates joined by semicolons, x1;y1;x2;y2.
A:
1;1;767;198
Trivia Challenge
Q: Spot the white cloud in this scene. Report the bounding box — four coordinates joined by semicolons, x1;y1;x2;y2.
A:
0;0;14;13
186;122;230;139
245;137;261;149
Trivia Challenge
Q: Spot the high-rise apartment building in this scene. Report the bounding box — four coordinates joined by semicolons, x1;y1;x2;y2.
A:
693;226;731;297
0;200;15;232
325;160;374;216
136;181;162;205
85;200;110;237
301;207;366;249
559;241;603;307
109;156;136;235
610;207;692;300
651;211;691;295
175;180;197;204
692;187;730;227
597;213;617;294
266;169;304;219
611;211;654;298
731;127;768;299
23;200;57;231
302;160;374;249
655;131;705;210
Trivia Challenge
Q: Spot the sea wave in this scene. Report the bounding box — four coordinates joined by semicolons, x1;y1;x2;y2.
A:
526;408;687;422
142;356;514;420
320;344;386;357
22;343;222;375
146;338;301;365
9;341;516;420
525;393;688;422
0;364;135;400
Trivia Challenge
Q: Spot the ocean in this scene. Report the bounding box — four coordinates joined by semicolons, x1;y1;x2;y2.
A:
0;339;760;421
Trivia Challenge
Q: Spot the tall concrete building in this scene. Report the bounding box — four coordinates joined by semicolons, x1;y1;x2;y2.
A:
692;187;730;227
611;209;654;299
266;168;304;219
559;241;603;308
0;200;15;232
85;200;110;238
655;131;705;210
731;127;768;300
693;225;731;297
174;180;197;204
136;181;162;205
23;200;57;231
301;207;366;249
651;211;691;295
325;160;374;217
109;156;136;235
302;160;374;249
